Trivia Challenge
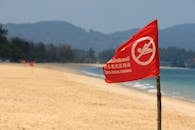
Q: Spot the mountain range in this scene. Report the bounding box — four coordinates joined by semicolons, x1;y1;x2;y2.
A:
3;21;195;51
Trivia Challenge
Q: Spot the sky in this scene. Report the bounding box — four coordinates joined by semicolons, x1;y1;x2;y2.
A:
0;0;195;33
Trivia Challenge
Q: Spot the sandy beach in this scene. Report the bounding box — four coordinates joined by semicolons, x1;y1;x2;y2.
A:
0;63;194;130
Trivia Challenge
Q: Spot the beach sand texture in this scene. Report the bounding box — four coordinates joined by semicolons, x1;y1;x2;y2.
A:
0;63;194;130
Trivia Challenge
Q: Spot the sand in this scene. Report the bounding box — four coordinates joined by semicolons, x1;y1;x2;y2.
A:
0;63;194;130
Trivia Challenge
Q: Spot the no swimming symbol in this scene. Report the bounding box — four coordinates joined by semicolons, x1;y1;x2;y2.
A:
131;36;156;66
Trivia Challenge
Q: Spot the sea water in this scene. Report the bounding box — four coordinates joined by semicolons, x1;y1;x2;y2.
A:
81;66;195;102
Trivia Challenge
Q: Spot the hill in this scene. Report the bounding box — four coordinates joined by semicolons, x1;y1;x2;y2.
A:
3;21;195;51
160;24;195;49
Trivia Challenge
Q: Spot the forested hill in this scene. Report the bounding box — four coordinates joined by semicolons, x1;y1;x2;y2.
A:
3;21;195;51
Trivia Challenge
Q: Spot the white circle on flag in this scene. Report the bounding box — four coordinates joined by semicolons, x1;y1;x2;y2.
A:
131;36;156;66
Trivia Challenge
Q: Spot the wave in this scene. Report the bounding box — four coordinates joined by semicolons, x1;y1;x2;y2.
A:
81;70;104;78
122;82;162;94
81;67;162;94
80;66;195;102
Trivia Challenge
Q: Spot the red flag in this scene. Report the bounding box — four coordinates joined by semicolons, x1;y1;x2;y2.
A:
29;61;35;67
103;20;160;83
20;59;26;64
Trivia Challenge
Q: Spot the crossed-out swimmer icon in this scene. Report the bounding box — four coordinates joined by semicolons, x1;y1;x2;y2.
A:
131;36;156;66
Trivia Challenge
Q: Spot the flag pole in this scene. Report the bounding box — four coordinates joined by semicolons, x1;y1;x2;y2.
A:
156;75;161;130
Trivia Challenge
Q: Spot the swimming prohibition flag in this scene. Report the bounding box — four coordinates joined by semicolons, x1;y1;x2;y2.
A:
103;19;159;83
103;20;162;130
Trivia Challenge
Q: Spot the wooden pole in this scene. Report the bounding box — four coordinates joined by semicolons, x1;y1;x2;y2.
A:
156;75;161;130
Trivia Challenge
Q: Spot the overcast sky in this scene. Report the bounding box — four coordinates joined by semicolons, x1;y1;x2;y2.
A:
0;0;195;33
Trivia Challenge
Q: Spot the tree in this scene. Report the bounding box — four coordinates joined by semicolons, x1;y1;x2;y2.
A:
98;49;115;63
0;24;10;60
0;24;8;40
46;44;58;62
10;37;32;60
85;48;96;63
73;49;87;63
33;42;46;62
56;44;74;62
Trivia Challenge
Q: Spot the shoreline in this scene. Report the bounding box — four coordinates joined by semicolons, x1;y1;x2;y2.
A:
37;63;195;103
1;63;195;129
46;63;195;104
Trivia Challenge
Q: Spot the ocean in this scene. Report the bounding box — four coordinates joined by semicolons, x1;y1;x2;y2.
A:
81;66;195;102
